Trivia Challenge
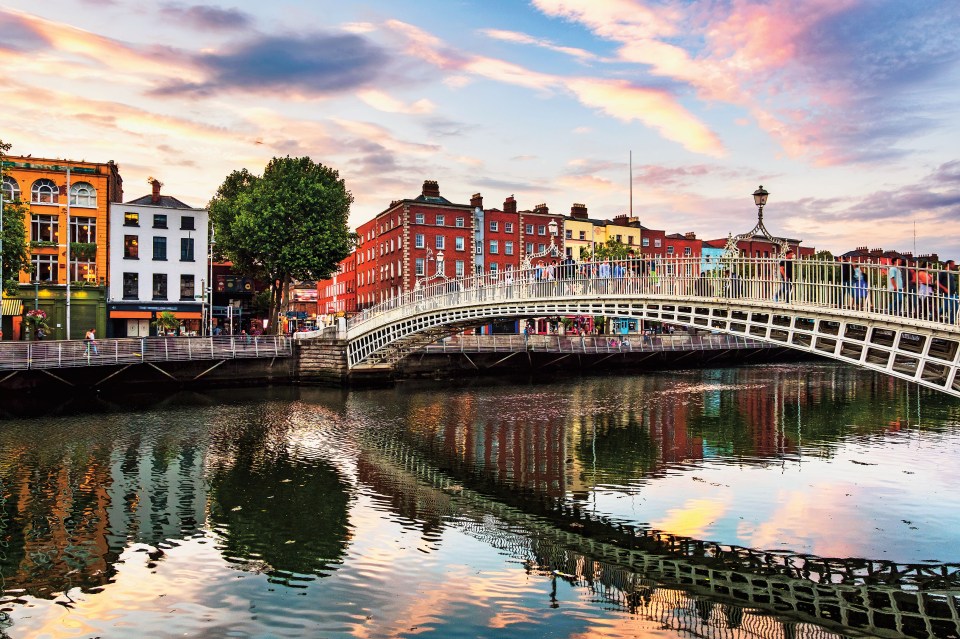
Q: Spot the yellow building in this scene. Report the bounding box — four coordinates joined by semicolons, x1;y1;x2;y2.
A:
562;204;642;261
1;156;123;340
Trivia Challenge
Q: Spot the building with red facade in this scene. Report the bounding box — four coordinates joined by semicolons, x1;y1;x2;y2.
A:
316;252;356;316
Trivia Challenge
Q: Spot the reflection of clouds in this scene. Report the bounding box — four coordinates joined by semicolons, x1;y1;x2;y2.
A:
650;497;729;538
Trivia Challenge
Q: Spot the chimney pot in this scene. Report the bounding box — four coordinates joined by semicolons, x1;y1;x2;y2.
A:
470;193;483;208
422;180;440;198
151;179;161;204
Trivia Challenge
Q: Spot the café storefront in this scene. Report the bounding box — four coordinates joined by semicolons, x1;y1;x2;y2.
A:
107;302;203;337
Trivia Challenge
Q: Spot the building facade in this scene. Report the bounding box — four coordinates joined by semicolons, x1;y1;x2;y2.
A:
106;180;208;337
1;155;122;340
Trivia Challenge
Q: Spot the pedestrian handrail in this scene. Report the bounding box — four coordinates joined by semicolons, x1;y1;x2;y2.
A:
0;335;292;371
346;255;960;336
423;333;773;354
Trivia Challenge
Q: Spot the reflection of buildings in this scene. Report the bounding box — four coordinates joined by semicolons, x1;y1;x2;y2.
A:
0;422;207;598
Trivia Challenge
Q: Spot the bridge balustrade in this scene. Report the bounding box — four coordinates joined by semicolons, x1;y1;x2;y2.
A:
0;335;292;371
349;256;960;332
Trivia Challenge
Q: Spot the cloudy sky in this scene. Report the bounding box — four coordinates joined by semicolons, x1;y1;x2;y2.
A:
2;0;959;257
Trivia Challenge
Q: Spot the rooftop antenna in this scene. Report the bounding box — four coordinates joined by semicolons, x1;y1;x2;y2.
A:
629;150;633;220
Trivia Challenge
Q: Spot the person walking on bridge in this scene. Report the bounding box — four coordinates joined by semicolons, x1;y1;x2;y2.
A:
775;250;794;303
84;328;98;355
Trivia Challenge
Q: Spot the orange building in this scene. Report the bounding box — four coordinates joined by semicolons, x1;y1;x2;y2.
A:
1;155;123;340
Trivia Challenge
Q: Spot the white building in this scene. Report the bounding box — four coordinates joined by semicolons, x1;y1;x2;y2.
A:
107;179;209;337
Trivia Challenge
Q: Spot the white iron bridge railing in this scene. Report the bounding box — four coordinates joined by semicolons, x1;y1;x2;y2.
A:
347;255;960;335
0;335;292;371
423;333;775;354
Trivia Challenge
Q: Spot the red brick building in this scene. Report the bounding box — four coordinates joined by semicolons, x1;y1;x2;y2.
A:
316;252;356;315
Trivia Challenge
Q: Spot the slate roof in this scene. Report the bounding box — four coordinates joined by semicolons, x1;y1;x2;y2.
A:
126;194;198;209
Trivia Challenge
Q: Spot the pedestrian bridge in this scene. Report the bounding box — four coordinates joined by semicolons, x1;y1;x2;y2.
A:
327;256;960;397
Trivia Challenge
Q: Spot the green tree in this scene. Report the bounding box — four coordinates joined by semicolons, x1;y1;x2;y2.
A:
152;310;180;334
1;140;31;295
209;157;353;333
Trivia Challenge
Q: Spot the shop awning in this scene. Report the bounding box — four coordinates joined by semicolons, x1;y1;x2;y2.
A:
110;311;152;319
173;312;203;320
1;299;23;316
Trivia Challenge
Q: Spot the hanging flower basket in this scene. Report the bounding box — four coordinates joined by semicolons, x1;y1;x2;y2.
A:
25;309;48;325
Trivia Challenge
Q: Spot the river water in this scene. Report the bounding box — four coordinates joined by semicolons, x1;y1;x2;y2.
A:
1;363;959;638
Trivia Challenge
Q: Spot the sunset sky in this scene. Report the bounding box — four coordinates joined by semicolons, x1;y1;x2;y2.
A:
2;1;959;257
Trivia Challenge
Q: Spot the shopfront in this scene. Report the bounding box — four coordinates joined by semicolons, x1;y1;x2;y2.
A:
107;303;203;337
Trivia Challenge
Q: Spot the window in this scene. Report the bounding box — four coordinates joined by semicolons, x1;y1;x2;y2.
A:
538;243;546;253
526;242;534;253
538;225;546;236
124;212;139;226
124;235;139;258
654;238;662;247
684;247;692;256
153;214;167;229
455;236;465;251
70;217;96;243
181;237;195;261
505;241;514;255
666;246;674;255
489;240;499;254
69;182;96;208
180;274;195;300
489;221;498;232
579;231;586;240
415;258;425;276
2;176;20;202
31;178;58;204
565;230;572;239
455;260;465;277
153;236;167;260
31;215;59;242
476;243;482;255
180;216;195;230
525;224;534;234
70;259;96;283
415;234;424;248
642;238;650;247
415;213;425;224
455;217;464;228
505;222;513;233
122;273;138;299
31;254;58;282
435;214;445;226
490;263;498;274
435;235;445;249
627;236;634;245
152;273;167;300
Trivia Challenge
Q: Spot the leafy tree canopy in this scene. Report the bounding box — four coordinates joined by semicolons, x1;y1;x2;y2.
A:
1;139;31;294
209;157;354;332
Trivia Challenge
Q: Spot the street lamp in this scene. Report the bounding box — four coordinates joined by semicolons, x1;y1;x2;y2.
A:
435;250;445;276
753;185;769;221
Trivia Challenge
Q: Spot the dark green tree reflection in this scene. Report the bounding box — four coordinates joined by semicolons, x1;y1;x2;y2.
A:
208;451;351;586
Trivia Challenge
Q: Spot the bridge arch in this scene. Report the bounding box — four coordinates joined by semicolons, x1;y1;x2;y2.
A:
339;258;960;397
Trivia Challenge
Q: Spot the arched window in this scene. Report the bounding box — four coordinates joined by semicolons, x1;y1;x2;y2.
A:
70;181;97;208
31;178;59;204
2;175;20;202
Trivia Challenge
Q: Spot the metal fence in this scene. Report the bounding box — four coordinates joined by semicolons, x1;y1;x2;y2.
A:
0;335;292;371
423;333;773;354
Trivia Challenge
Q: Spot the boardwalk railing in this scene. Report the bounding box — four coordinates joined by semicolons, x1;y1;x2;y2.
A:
424;333;774;354
0;335;292;371
346;256;960;334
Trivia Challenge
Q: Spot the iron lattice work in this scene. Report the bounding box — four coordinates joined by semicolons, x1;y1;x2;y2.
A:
337;256;960;397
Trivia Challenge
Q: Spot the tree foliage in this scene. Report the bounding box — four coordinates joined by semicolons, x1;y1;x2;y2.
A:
209;157;354;333
1;139;31;294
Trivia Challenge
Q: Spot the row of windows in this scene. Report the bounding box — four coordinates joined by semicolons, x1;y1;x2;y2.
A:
413;213;466;227
123;236;195;261
415;259;466;277
30;255;96;283
30;215;96;243
123;211;194;230
122;273;195;301
413;235;467;251
486;221;515;233
2;176;98;207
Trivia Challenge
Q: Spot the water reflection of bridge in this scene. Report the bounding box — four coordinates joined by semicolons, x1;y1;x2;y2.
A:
361;428;960;639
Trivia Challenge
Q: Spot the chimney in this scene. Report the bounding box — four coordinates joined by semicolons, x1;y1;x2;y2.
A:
422;180;440;198
504;196;517;215
570;203;588;220
533;203;549;215
470;193;483;208
151;179;162;204
684;232;696;240
612;214;628;225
